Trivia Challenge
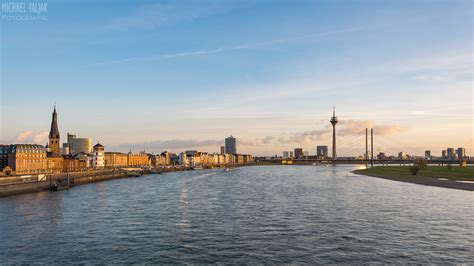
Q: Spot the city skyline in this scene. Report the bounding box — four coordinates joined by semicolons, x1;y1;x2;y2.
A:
1;0;472;156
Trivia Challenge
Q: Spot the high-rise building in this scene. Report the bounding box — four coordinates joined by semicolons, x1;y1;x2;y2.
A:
283;151;289;158
294;148;303;158
220;146;225;155
447;148;456;159
225;136;237;154
425;150;431;159
442;150;447;158
48;106;60;157
316;145;329;158
330;107;338;160
457;148;466;159
289;151;294;158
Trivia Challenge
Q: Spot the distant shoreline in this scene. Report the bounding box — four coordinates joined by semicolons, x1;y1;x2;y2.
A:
353;167;474;191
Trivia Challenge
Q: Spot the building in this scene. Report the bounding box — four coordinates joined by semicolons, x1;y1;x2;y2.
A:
294;148;303;158
0;144;8;171
316;145;329;158
398;152;407;160
7;144;47;174
91;143;105;169
48;106;61;157
161;151;171;165
330;107;338;160
377;152;387;160
63;153;90;172
425;150;431;159
442;150;447;158
457;148;466;160
179;152;188;166
127;152;150;166
61;143;70;156
220;146;225;155
283;151;289;158
289;151;294;158
67;133;92;155
447;148;456;159
105;152;128;167
225;136;237;154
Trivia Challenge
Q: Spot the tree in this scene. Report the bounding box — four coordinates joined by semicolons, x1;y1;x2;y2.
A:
414;157;427;169
409;158;427;175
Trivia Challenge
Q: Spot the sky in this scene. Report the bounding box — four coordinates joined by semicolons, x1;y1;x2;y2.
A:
1;0;473;156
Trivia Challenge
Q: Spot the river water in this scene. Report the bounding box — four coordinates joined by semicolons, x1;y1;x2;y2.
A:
0;165;472;263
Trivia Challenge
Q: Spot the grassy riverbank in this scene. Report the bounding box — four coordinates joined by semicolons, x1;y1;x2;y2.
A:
354;166;474;191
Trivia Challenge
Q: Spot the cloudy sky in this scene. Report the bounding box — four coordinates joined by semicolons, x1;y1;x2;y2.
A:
1;0;472;156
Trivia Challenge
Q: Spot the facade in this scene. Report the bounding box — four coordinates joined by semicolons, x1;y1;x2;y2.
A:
104;152;128;167
220;146;225;155
283;151;289;158
161;151;171;165
225;136;237;154
289;151;294;158
46;156;64;173
179;152;188;166
61;143;70;155
68;134;92;155
7;144;47;174
91;143;105;169
442;150;447;158
0;144;8;171
316;145;329;158
457;148;466;159
127;152;150;166
294;148;303;158
63;153;90;172
447;148;456;159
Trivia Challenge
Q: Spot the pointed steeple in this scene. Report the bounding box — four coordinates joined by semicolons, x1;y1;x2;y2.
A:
49;105;60;139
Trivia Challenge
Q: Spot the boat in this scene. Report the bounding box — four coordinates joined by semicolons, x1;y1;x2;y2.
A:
127;171;141;177
192;166;204;170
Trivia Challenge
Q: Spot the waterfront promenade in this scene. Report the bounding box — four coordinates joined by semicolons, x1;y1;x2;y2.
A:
0;163;259;197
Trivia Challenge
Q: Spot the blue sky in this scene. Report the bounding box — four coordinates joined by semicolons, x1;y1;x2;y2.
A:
1;0;472;156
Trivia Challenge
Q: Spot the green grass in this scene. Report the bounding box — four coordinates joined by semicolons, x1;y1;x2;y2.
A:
354;166;474;181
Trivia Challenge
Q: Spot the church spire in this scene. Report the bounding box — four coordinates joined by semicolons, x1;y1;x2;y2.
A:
48;105;60;156
49;105;60;139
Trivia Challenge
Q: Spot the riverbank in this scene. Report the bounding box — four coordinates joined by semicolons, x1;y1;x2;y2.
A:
353;166;474;191
0;163;265;198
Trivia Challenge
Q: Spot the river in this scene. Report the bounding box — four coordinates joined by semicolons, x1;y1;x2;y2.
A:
0;165;472;263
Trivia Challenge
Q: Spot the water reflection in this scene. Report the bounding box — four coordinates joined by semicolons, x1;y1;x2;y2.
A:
178;183;190;231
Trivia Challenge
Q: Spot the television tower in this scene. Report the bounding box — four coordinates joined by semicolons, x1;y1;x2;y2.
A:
330;107;338;160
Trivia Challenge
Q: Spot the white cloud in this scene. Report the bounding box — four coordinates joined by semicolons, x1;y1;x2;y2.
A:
14;130;49;144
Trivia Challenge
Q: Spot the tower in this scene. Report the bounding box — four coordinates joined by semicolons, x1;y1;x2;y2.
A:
48;105;60;156
330;107;338;160
225;136;237;154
